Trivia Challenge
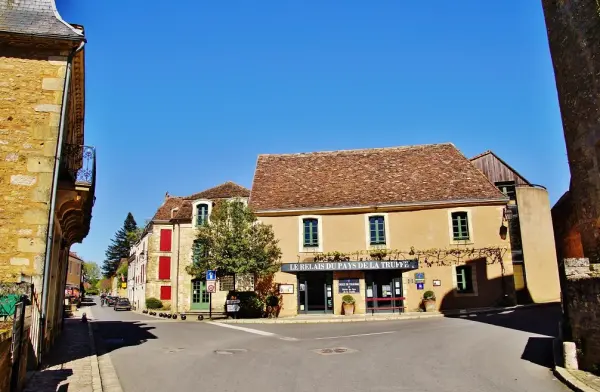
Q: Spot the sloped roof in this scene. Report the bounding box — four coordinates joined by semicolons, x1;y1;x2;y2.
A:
250;143;507;212
0;0;83;39
151;182;250;223
185;181;250;201
469;150;531;185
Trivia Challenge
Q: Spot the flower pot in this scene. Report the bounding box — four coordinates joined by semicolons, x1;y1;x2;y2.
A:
423;299;437;312
343;303;355;316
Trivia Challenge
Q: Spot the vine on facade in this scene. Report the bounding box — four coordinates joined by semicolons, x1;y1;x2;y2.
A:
308;246;508;268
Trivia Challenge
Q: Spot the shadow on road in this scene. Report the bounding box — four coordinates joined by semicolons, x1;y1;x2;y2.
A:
92;321;157;357
446;303;561;336
521;337;555;368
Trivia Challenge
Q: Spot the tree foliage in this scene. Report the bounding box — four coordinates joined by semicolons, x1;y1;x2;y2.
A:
186;200;281;279
102;213;137;277
82;262;101;286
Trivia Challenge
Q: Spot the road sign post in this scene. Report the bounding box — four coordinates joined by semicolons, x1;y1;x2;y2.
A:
206;270;216;320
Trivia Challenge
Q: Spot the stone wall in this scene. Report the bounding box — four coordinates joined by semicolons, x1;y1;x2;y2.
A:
542;0;600;262
0;50;68;286
563;258;600;373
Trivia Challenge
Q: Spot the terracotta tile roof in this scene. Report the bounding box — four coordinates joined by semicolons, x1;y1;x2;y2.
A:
185;181;250;201
151;182;250;223
249;143;507;212
69;251;83;261
152;197;184;221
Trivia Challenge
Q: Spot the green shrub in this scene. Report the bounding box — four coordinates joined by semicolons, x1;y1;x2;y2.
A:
266;295;279;307
85;288;99;295
423;291;436;300
146;297;163;309
342;295;355;304
227;291;264;318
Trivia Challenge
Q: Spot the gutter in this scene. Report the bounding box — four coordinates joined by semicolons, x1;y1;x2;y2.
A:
38;39;86;366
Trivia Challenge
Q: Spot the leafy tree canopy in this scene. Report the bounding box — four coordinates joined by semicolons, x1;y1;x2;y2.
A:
102;212;137;276
82;262;101;285
186;200;281;279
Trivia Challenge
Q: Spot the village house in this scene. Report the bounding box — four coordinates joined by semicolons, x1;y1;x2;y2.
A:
128;182;251;312
0;0;96;365
248;143;560;317
65;252;83;301
470;150;561;304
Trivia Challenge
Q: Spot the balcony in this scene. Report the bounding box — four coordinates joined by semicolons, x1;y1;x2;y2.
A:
57;144;97;245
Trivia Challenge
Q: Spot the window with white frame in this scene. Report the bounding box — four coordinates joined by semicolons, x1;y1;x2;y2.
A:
196;203;210;226
369;215;386;245
303;218;319;247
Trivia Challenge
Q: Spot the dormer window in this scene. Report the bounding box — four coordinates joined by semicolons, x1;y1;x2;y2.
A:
171;208;179;218
197;203;209;226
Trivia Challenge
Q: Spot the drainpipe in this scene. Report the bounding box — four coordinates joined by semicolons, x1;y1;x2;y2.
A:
174;222;181;312
39;39;86;365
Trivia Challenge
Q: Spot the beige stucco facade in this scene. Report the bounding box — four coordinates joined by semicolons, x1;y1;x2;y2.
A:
259;202;516;317
515;186;561;303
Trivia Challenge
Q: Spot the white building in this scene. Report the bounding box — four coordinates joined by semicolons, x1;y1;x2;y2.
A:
128;233;149;310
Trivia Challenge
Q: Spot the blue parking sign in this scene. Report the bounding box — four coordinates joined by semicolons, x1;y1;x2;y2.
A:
206;270;216;281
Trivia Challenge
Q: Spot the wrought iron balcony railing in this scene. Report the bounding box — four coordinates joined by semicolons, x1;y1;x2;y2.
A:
61;144;96;187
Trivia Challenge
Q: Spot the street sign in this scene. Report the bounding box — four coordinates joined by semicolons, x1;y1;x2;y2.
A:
206;270;216;281
226;299;240;313
206;282;217;293
416;282;424;290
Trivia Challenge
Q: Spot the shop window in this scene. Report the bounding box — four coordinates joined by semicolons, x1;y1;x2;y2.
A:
456;265;474;294
369;216;386;245
451;211;470;241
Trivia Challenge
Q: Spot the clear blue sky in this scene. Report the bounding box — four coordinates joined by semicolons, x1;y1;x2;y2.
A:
56;1;570;266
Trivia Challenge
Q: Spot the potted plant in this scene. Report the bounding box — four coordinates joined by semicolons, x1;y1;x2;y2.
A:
422;290;436;312
342;295;356;315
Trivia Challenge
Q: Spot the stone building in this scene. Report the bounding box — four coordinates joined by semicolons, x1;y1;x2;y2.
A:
0;0;96;363
128;182;250;312
470;150;560;304
65;252;83;299
249;144;561;317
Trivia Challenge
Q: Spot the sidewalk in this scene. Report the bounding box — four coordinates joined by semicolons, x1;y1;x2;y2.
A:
24;310;101;392
23;305;121;392
553;339;600;392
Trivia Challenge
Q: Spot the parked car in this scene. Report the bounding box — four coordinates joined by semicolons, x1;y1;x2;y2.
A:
114;298;132;311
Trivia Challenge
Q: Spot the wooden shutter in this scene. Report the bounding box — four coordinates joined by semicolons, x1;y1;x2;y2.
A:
159;229;172;251
158;256;171;280
160;285;171;300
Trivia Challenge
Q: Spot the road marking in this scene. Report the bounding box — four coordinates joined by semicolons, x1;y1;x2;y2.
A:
206;322;279;337
314;331;396;340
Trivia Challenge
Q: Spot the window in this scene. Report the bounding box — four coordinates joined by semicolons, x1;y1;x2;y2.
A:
159;229;172;251
451;212;470;241
160;285;171;300
303;218;319;247
197;204;209;226
456;265;474;294
495;181;516;200
369;216;386;245
158;256;171;280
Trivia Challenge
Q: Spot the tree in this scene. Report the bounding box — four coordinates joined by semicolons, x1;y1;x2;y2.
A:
186;200;281;281
82;262;101;286
102;212;137;276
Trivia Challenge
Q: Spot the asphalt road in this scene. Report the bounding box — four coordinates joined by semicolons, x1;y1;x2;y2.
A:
86;300;569;392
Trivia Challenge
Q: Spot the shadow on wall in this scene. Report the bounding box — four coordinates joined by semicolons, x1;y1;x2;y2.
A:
92;321;157;357
437;258;517;312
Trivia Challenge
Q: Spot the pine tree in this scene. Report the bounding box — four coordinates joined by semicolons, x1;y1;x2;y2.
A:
102;213;138;276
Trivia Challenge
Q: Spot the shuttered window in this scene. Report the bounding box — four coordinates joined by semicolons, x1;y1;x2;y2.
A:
159;229;172;251
160;285;171;300
158;256;171;280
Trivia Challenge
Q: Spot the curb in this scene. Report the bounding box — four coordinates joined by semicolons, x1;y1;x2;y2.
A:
216;313;444;324
552;337;599;392
442;301;560;317
86;307;124;392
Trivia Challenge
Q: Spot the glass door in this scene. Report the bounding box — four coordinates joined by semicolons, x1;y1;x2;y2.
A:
191;280;209;310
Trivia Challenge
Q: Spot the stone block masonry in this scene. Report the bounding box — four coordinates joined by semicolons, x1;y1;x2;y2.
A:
0;53;67;283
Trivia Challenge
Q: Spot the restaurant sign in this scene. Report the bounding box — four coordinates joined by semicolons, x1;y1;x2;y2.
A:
281;260;418;272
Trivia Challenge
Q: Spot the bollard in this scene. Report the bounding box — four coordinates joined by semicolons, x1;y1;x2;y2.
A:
563;341;579;370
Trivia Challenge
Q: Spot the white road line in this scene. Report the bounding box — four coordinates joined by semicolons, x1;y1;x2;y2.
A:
206;321;279;337
314;331;396;340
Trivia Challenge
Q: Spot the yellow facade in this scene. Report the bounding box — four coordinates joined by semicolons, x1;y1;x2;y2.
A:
259;203;515;317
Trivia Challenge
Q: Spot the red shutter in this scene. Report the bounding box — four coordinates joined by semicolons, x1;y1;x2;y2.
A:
158;256;171;280
160;286;171;300
159;229;172;251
